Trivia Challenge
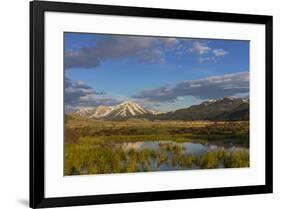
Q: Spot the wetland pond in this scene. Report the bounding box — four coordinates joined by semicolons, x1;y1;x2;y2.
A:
65;138;250;175
111;140;249;172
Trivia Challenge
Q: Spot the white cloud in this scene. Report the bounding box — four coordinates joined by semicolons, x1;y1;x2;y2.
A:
188;42;211;55
213;48;229;57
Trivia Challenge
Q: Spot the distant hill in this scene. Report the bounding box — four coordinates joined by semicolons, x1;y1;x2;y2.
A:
72;97;249;121
153;97;249;121
214;102;249;121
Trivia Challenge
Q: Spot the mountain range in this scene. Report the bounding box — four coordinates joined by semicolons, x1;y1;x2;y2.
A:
73;97;249;121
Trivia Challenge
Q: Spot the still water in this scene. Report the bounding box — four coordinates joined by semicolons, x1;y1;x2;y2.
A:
119;140;248;171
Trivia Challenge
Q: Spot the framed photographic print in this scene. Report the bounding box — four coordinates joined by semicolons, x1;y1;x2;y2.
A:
30;0;273;208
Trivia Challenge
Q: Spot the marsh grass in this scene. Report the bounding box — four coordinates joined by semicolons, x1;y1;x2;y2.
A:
64;117;249;175
64;139;249;175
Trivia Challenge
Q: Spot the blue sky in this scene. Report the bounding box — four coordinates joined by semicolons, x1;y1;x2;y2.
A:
64;32;249;112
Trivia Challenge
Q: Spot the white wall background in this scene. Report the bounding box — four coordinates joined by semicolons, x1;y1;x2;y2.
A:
0;0;280;208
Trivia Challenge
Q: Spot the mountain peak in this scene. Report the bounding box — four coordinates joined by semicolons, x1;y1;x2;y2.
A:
120;100;137;105
112;100;151;118
118;100;140;107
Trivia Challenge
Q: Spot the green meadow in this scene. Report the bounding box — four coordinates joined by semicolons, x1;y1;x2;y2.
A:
64;115;249;175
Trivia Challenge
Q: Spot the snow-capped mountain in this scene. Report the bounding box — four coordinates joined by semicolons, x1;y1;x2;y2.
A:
75;101;157;120
104;101;154;118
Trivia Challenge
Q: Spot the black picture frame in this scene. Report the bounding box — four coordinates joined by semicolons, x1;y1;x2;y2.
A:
30;1;273;208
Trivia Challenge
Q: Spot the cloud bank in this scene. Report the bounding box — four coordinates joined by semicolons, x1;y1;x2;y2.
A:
65;78;119;111
132;72;249;102
65;36;169;69
65;35;230;69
